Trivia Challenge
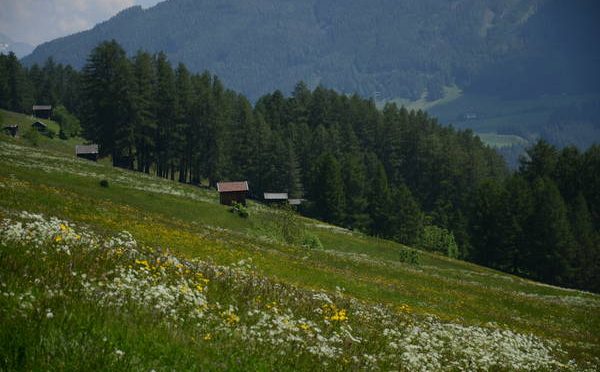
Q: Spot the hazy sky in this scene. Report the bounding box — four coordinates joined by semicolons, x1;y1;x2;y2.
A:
0;0;164;46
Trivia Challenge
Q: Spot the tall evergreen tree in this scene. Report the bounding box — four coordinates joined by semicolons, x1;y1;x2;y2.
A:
311;153;345;224
154;52;177;178
388;183;424;245
365;153;391;236
81;40;135;165
132;51;157;173
525;178;574;284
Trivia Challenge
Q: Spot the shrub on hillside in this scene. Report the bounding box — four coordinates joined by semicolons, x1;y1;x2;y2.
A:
229;202;249;218
420;225;459;258
302;232;323;250
398;248;420;264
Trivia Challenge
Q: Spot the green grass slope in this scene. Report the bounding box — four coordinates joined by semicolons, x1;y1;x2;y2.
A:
0;109;86;156
1;131;599;370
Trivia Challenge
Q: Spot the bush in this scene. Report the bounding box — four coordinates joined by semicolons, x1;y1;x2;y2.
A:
302;232;323;249
419;225;459;258
398;248;420;264
100;180;109;188
229;202;249;218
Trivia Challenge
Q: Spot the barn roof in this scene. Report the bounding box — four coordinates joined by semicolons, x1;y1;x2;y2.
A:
3;125;18;129
288;199;305;205
32;121;47;128
75;144;99;155
264;192;288;200
33;105;52;110
217;181;249;193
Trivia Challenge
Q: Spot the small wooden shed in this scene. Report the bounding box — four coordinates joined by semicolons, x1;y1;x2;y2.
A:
288;198;304;206
32;105;52;119
264;192;288;204
31;121;47;132
2;125;19;137
217;181;249;206
75;144;99;161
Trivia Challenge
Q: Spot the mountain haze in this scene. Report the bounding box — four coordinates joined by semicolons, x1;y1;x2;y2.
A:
0;33;34;59
22;0;600;101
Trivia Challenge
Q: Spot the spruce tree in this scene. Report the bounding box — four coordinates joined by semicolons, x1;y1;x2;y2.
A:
81;40;135;165
312;153;345;224
132;51;157;173
388;183;424;245
525;178;574;284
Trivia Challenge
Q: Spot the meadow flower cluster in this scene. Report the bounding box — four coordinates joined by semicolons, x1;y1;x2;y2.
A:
0;210;588;370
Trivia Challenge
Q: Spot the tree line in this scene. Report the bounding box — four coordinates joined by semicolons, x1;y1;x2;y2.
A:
1;42;598;292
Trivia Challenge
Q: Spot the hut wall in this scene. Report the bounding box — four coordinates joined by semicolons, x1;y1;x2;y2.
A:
220;191;247;206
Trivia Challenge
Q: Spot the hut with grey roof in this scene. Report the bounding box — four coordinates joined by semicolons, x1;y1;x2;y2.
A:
263;192;289;205
75;144;99;161
32;105;52;119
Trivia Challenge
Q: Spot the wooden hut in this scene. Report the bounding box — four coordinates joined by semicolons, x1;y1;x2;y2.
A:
75;144;99;161
32;105;52;119
217;181;249;206
2;125;19;137
264;192;288;204
288;198;304;206
31;121;47;132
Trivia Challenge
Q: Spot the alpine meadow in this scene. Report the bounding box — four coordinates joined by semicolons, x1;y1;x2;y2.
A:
1;0;600;371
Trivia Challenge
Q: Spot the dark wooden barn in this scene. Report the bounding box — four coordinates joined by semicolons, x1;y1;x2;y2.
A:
32;105;52;119
75;144;99;161
217;181;249;206
264;192;288;204
2;125;19;137
31;121;47;132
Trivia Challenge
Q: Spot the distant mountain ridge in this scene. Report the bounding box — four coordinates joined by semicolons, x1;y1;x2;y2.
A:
21;0;600;101
0;32;34;59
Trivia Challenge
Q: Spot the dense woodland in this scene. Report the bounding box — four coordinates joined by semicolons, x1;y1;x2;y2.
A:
1;43;599;292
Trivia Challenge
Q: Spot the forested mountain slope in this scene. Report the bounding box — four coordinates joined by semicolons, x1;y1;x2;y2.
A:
22;0;600;102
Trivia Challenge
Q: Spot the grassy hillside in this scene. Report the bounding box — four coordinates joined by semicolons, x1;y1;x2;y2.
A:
1;131;599;370
0;109;86;156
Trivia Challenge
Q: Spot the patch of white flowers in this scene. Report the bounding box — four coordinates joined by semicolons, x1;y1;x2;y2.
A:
0;210;591;370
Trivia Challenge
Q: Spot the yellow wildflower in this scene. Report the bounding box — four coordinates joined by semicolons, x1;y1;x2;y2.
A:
398;304;411;313
203;333;212;341
323;304;348;322
299;323;310;331
135;259;150;269
54;235;62;242
222;311;240;325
